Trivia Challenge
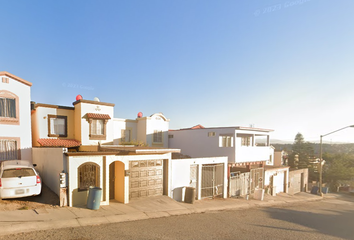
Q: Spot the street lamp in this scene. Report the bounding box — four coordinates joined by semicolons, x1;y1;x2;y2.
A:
319;125;354;196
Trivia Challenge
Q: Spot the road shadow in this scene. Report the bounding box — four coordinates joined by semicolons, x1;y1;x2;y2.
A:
257;199;354;240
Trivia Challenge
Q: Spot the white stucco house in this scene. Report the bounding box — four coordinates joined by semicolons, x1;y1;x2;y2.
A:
31;96;179;207
169;124;274;167
113;112;169;148
169;124;275;195
171;157;228;201
0;72;32;161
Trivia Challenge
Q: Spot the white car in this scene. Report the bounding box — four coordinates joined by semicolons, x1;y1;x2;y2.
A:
0;160;42;199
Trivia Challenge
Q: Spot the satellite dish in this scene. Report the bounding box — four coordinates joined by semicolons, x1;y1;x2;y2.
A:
93;97;100;102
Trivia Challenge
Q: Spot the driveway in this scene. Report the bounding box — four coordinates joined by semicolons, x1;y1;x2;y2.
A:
0;184;59;211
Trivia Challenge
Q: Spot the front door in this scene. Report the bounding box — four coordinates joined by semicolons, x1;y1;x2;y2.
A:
109;163;115;200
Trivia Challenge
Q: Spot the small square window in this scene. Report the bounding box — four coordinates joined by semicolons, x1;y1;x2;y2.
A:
208;132;216;137
48;115;67;137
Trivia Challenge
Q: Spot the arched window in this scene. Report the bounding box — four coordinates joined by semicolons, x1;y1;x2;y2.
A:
78;163;100;191
0;90;19;125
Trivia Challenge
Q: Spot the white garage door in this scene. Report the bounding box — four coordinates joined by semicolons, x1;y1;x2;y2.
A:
129;160;163;199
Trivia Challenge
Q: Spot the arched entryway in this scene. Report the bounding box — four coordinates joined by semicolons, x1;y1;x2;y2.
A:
109;161;125;203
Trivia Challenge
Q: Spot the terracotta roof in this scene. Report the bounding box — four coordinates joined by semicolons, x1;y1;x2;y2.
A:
191;124;205;129
86;113;111;119
0;71;32;87
37;139;81;148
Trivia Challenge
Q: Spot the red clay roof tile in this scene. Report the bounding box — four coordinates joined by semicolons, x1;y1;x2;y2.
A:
37;139;81;148
86;113;111;119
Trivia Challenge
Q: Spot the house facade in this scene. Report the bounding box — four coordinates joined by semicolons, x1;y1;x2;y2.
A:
113;113;169;148
169;125;275;195
168;125;274;166
0;72;32;161
171;157;228;201
31;96;178;207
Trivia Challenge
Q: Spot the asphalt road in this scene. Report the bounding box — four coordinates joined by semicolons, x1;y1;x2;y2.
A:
1;194;354;240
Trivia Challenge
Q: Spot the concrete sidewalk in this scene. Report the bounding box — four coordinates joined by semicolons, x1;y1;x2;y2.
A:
0;192;337;236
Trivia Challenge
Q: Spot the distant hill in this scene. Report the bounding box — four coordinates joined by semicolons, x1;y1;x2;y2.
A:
272;143;354;155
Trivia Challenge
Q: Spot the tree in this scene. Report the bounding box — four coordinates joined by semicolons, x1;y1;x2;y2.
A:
323;153;354;190
288;133;314;169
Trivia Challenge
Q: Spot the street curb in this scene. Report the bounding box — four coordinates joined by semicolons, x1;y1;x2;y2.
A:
0;194;339;236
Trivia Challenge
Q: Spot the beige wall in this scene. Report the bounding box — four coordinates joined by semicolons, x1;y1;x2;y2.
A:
74;103;82;143
288;168;309;194
31;106;75;146
32;147;67;196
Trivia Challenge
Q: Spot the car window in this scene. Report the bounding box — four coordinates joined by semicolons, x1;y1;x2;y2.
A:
1;168;36;178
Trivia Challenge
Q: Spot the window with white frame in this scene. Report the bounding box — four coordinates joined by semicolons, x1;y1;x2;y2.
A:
219;136;233;147
153;130;162;143
0;139;18;160
48;115;67;137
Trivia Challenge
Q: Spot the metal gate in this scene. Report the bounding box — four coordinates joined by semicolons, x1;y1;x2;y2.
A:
201;164;224;198
229;172;250;197
250;168;264;193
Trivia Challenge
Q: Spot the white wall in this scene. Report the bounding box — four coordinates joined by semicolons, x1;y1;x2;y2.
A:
66;152;172;207
235;146;274;163
68;155;105;207
145;113;169;148
0;75;32;160
169;128;235;162
113;118;137;144
135;113;170;147
171;157;228;201
74;101;114;145
169;128;274;164
264;167;289;194
32;147;67;196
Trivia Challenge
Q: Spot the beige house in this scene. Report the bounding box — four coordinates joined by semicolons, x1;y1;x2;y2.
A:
114;113;170;148
31;97;179;207
0;72;32;161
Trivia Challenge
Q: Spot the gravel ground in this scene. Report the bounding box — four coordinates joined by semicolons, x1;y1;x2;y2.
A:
0;184;59;211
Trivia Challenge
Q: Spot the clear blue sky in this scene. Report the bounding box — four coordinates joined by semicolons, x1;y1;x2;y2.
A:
1;0;354;143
